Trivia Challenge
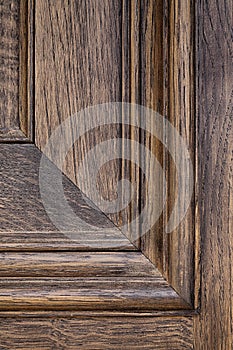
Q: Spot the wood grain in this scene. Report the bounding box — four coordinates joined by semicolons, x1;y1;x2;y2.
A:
163;0;196;306
122;0;196;305
19;0;34;140
0;0;20;131
0;144;133;250
0;316;193;349
0;0;32;141
35;0;122;220
0;277;191;311
194;0;233;348
33;0;197;307
0;252;158;277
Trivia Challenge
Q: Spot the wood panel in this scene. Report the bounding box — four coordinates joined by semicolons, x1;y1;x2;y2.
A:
34;0;196;307
35;0;122;219
0;0;32;141
0;143;192;312
0;0;20;131
0;316;193;349
0;144;133;250
194;0;233;348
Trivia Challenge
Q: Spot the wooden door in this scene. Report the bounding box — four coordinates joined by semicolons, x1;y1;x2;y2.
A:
0;0;232;348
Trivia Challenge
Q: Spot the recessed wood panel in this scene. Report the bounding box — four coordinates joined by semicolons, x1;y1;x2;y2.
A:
0;0;32;141
35;0;122;215
0;0;20;132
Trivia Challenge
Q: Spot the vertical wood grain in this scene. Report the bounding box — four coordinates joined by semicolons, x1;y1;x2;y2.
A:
35;0;122;217
34;0;196;306
123;0;196;305
19;0;34;140
121;0;165;266
0;0;20;129
0;0;33;141
194;0;233;348
163;0;195;305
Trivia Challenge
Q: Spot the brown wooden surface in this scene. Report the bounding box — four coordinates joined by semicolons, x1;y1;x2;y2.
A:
35;0;122;215
0;144;133;250
0;143;191;312
0;0;32;141
0;0;20;131
19;0;34;140
0;277;190;311
1;0;232;347
34;0;196;307
194;0;233;348
163;0;196;306
0;316;193;349
0;251;158;277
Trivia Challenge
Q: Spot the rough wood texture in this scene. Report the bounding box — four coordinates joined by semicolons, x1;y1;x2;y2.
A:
0;0;20;131
122;0;196;305
194;0;233;348
0;277;191;311
34;0;196;307
0;252;158;277
35;0;122;219
0;144;133;250
0;0;32;141
0;317;193;349
19;0;34;140
163;0;196;306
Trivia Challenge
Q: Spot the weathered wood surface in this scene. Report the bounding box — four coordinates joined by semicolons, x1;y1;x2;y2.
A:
163;0;196;307
0;251;158;277
194;0;233;348
0;316;193;349
0;144;134;250
0;277;191;311
34;0;196;307
0;0;20;132
35;0;122;227
0;0;31;141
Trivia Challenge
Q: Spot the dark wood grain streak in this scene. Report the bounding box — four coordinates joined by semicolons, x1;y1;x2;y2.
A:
194;0;233;348
0;317;193;349
0;144;133;250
